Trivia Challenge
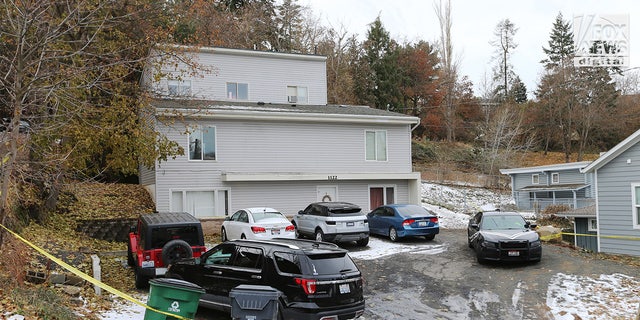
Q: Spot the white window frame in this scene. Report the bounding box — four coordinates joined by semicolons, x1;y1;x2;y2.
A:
188;126;217;161
632;184;640;229
532;174;540;185
587;218;598;231
168;79;191;96
226;82;248;100
170;188;230;218
365;130;388;161
286;85;308;104
551;172;560;184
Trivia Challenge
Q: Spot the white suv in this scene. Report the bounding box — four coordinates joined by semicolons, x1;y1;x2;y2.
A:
292;202;369;246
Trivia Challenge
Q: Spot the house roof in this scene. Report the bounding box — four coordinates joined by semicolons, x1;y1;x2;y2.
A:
151;99;420;125
557;205;596;218
581;128;640;173
499;161;592;175
517;183;589;192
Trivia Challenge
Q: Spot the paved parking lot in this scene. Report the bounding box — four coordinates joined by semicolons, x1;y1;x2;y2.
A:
350;229;640;320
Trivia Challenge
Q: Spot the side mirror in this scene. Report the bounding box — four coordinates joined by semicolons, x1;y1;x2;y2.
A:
224;216;231;221
298;210;305;215
529;223;537;229
470;223;479;229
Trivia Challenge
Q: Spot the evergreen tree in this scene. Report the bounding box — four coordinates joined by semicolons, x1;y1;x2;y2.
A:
541;12;575;70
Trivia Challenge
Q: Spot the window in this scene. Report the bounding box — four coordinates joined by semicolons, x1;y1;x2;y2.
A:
189;126;216;160
365;130;387;161
171;189;229;217
551;173;560;184
587;218;598;231
633;184;640;229
369;186;395;210
532;174;540;184
168;80;191;96
287;86;308;104
226;82;248;100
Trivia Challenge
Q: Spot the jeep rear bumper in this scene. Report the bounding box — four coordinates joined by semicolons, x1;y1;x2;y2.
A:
138;267;167;278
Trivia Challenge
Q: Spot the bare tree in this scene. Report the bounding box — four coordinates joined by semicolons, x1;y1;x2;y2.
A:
490;19;518;100
434;0;460;141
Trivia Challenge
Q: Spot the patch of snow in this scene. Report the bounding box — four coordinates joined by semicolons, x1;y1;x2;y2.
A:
348;237;446;260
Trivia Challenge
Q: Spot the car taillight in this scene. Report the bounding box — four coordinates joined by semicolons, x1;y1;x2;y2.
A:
402;219;415;226
285;225;295;232
430;217;439;223
251;226;266;233
295;278;317;294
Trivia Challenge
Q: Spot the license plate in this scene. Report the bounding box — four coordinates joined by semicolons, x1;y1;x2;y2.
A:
339;283;350;294
141;260;155;268
418;221;427;227
271;229;280;235
346;222;355;227
508;251;520;256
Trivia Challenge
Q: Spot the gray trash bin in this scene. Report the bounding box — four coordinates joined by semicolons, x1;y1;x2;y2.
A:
229;285;282;320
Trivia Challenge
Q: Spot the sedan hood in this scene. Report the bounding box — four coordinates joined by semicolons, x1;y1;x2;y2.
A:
480;229;539;242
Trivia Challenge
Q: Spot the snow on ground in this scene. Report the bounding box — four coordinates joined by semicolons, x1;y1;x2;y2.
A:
95;182;640;320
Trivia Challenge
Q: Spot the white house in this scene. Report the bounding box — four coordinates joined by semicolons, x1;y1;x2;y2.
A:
139;46;421;218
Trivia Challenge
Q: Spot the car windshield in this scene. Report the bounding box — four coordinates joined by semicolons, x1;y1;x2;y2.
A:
481;215;526;230
252;212;286;222
397;205;433;217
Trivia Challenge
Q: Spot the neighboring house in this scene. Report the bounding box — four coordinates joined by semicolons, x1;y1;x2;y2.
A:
139;46;421;218
581;128;640;257
500;161;595;212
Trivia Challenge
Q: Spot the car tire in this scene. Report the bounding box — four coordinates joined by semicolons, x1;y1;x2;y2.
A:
241;234;246;239
161;239;193;266
134;267;149;289
356;237;369;247
292;222;301;239
315;229;325;242
221;228;228;242
425;234;435;241
475;247;486;264
389;227;399;242
127;241;135;267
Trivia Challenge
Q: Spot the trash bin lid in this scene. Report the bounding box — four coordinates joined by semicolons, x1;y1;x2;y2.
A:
232;284;280;293
150;278;204;292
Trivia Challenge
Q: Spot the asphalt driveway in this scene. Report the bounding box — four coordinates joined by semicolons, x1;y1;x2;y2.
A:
350;229;640;320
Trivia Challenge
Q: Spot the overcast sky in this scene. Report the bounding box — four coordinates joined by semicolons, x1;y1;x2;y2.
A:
300;0;638;98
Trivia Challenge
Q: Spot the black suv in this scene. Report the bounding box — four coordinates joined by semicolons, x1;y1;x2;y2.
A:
166;238;365;319
127;212;207;288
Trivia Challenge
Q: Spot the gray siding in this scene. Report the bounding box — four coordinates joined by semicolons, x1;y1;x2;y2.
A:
574;218;598;252
145;49;327;105
596;142;640;256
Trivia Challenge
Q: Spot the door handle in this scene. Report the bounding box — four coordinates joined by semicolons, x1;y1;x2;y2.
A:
251;275;262;279
212;271;222;275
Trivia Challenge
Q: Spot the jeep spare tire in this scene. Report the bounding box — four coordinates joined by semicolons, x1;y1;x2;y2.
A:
161;239;193;265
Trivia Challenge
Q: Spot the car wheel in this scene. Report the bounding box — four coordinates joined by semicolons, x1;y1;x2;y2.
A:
161;239;193;266
356;237;369;247
475;247;486;264
425;234;435;241
389;227;399;242
134;267;149;289
127;241;135;267
315;229;325;242
221;227;228;242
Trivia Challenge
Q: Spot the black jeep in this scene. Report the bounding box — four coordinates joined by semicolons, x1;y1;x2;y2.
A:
166;238;365;319
127;212;207;289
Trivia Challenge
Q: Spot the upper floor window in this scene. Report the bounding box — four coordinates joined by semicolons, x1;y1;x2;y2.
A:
287;86;308;104
551;172;560;184
168;80;191;96
365;130;387;161
226;82;248;100
189;126;216;161
532;174;540;184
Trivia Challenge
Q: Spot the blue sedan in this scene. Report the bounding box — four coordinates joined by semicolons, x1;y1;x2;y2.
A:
367;204;439;241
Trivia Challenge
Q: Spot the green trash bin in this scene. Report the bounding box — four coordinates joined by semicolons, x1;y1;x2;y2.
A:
144;278;205;320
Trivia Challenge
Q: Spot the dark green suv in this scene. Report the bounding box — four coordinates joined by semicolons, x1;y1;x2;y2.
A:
166;238;365;319
127;212;207;289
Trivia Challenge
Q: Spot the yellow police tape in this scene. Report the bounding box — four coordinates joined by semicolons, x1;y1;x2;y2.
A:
540;231;640;242
0;223;190;320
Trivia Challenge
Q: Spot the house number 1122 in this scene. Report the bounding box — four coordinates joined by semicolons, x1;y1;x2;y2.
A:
327;176;337;180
